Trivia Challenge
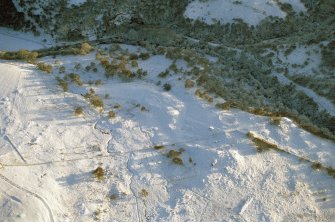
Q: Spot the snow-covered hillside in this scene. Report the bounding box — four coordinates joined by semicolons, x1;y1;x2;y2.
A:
0;31;334;221
185;0;306;26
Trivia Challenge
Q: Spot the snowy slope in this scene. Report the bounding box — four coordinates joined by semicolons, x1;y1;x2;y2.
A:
0;34;335;221
185;0;306;26
0;27;54;51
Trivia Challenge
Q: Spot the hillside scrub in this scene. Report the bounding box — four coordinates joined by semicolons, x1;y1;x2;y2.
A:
0;49;38;63
93;166;105;180
321;40;335;68
37;62;53;73
55;77;68;92
84;88;104;108
67;73;83;86
71;43;93;55
74;107;83;116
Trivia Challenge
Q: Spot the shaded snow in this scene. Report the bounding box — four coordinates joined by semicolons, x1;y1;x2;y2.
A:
0;27;54;51
67;0;87;7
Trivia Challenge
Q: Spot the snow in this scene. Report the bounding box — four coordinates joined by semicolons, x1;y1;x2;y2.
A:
278;45;322;76
0;27;54;51
0;31;335;221
184;0;306;26
67;0;87;7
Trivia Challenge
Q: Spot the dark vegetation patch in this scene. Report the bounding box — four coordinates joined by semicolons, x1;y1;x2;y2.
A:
93;166;105;180
84;88;104;108
74;106;83;116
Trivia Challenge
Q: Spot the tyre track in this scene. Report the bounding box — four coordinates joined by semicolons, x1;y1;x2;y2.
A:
0;173;54;222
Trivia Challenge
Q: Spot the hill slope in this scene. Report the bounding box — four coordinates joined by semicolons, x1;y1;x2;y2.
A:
0;31;335;221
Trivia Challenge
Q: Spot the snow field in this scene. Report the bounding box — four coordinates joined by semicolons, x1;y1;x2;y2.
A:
184;0;306;26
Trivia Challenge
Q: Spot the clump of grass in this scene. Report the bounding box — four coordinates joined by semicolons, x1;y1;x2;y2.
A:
215;101;240;110
158;70;169;78
99;54;145;80
81;43;93;54
299;156;308;162
269;117;282;126
131;60;138;67
185;79;195;88
169;63;178;72
167;149;182;158
129;53;138;60
108;110;116;119
0;49;38;63
310;162;335;178
110;193;118;200
94;208;101;221
74;63;81;70
311;162;322;170
93;166;104;180
167;149;184;165
139;52;150;60
114;103;121;109
140;189;149;198
247;132;281;153
326;167;335;177
140;106;149;112
55;77;68;92
154;145;165;150
215;103;230;110
163;83;172;91
72;42;93;55
195;89;213;102
156;46;166;55
251;108;272;116
37;62;53;73
84;89;104;108
85;61;97;72
68;73;83;86
90;96;104;108
95;80;102;86
136;68;148;78
18;49;38;63
59;66;65;74
74;107;83;116
172;157;184;165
